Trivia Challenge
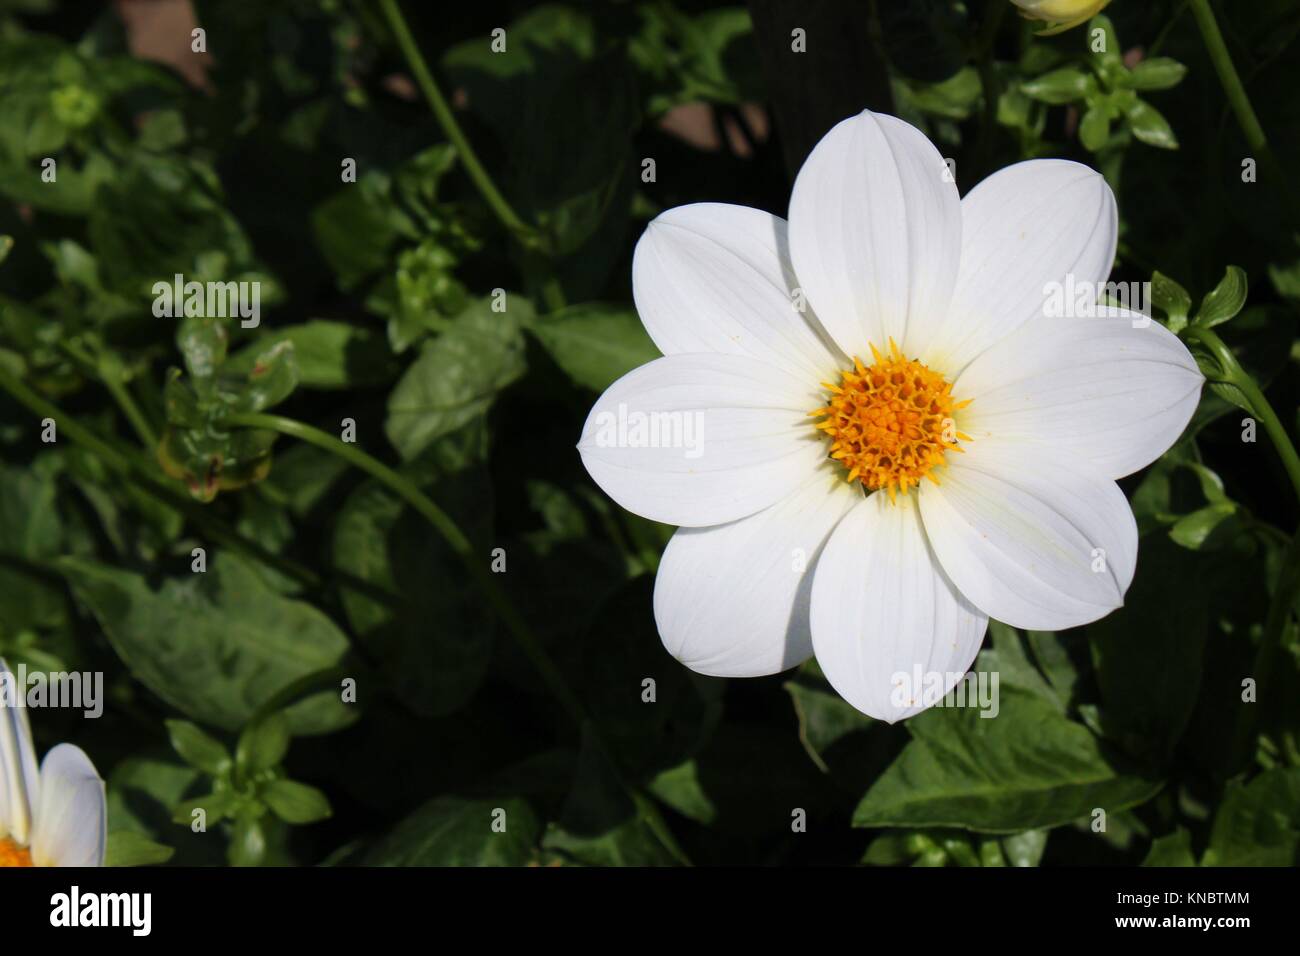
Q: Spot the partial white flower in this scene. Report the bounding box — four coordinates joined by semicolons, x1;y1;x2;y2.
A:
578;109;1203;722
0;659;106;867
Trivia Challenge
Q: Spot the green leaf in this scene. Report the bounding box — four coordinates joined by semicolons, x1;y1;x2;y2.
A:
171;791;237;826
229;339;299;413
1194;265;1249;329
543;731;678;866
646;760;717;825
898;67;982;119
1088;15;1123;78
104;831;175;867
1127;57;1188;91
1001;829;1048;866
228;813;266;867
565;577;723;780
384;297;528;460
1168;501;1238;550
1126;98;1178;149
852;688;1161;833
261;779;332;824
1078;105;1111;151
311;175;402;291
1088;535;1210;765
236;712;290;776
1021;67;1090;105
1150;271;1192;332
59;553;354;733
529;303;659;392
443;6;639;257
1143;827;1196;866
164;719;231;775
1202;768;1300;865
333;476;493;717
366;796;541;866
784;663;874;773
227;320;396;390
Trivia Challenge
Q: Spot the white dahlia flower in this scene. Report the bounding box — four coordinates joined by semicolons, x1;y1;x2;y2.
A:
1;659;107;867
578;109;1202;722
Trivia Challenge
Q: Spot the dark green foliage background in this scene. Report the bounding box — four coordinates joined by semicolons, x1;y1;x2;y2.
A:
0;0;1297;866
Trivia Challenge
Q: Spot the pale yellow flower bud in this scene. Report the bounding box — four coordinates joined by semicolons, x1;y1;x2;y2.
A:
1011;0;1112;35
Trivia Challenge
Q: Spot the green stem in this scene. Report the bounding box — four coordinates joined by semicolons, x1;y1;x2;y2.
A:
1188;0;1300;220
225;411;691;864
0;367;323;591
60;341;158;449
1188;326;1300;503
974;0;1007;178
377;0;540;248
1187;326;1300;769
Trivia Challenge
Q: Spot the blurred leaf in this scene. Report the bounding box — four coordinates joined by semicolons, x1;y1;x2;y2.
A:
59;552;354;734
1079;105;1111;151
366;796;540;865
227;320;396;389
333;476;493;717
1001;829;1048;866
897;67;982;119
104;831;175;867
1125;99;1178;150
566;576;723;781
385;297;528;460
237;712;291;776
443;5;638;255
165;718;231;775
1202;768;1300;865
1021;67;1090;105
542;730;678;866
1143;827;1196;866
1127;57;1188;92
876;0;969;83
646;759;717;825
262;779;332;824
1088;535;1210;765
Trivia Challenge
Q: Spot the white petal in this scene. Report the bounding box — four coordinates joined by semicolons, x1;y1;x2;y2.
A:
926;159;1117;375
809;493;988;723
956;311;1203;478
918;438;1138;631
787;110;962;361
578;353;826;527
0;658;40;845
654;467;861;677
31;744;106;867
632;203;845;381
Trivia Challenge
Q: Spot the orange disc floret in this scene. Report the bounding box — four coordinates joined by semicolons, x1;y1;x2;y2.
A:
811;339;972;499
0;837;33;867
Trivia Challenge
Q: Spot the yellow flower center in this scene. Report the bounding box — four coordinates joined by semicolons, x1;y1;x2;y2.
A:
0;837;33;867
812;340;971;499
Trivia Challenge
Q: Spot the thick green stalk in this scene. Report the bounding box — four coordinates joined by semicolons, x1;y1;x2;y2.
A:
224;411;692;864
377;0;540;247
1188;0;1300;220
